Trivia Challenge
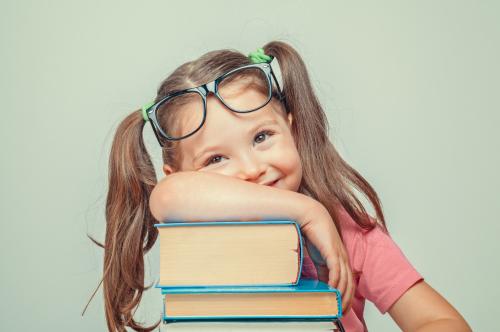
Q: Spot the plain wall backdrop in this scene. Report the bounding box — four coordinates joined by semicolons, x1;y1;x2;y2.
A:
1;0;498;330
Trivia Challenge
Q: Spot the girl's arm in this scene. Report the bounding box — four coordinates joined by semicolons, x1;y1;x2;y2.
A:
151;170;322;224
149;170;354;313
388;280;472;331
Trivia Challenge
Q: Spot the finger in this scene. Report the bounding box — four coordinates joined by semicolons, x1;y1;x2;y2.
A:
344;278;355;314
341;263;353;313
326;252;340;289
337;257;347;307
315;264;329;284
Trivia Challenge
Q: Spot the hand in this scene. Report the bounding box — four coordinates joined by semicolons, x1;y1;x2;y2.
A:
300;202;355;314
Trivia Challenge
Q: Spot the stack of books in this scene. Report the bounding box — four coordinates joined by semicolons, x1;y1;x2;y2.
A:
155;220;344;331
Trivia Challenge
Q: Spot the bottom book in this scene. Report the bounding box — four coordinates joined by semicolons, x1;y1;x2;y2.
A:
161;320;344;332
159;279;344;331
160;279;341;321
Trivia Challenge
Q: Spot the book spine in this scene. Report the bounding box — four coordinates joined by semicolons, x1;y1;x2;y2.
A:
294;221;303;286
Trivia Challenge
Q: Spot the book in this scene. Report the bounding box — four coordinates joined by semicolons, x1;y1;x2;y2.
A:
159;279;342;322
160;321;342;331
155;221;303;287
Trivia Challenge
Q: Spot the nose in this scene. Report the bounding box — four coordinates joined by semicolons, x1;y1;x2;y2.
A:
235;152;266;182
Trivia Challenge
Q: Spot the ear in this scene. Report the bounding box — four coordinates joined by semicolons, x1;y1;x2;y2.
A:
163;164;174;176
287;112;293;127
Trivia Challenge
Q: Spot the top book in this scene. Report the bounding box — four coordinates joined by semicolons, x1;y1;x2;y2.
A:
155;221;304;287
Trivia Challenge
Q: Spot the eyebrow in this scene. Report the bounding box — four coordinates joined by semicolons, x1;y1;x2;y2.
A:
192;119;280;165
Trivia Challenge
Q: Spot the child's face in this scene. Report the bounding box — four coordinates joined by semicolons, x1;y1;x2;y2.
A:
163;89;303;192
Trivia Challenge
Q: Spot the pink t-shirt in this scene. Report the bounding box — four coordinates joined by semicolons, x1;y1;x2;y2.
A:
301;208;424;332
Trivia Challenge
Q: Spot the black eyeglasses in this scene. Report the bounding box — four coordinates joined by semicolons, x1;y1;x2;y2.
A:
143;58;286;146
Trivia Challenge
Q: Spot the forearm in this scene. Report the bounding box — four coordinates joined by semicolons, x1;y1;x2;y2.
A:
149;171;318;226
415;318;472;332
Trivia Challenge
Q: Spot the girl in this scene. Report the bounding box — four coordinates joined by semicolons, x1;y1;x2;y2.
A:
100;41;471;331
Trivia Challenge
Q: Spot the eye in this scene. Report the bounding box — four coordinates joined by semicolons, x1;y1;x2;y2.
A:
255;130;274;142
203;154;222;166
203;130;274;167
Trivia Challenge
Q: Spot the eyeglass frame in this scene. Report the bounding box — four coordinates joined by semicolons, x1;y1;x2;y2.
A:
143;57;287;147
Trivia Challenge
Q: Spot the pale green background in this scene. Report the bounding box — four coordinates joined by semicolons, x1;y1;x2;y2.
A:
1;0;498;331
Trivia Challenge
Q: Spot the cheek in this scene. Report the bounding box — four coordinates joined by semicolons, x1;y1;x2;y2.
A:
280;148;301;174
271;140;302;185
287;151;303;190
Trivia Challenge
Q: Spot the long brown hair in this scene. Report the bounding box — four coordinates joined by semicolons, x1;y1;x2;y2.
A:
92;40;386;331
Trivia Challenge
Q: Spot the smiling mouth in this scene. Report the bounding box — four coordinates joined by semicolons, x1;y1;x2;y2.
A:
269;179;279;187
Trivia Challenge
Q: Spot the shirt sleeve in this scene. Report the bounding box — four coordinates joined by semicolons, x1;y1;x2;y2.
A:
356;224;424;314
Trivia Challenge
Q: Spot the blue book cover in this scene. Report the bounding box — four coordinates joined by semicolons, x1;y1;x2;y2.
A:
160;278;342;323
154;220;304;288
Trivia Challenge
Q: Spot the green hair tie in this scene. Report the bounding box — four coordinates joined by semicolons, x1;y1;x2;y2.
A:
248;48;272;64
141;101;155;122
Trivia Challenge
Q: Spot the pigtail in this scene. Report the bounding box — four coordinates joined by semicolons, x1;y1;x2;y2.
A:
263;41;386;234
102;110;160;331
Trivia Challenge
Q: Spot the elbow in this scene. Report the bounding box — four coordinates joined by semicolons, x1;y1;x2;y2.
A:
149;183;167;222
149;173;185;222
